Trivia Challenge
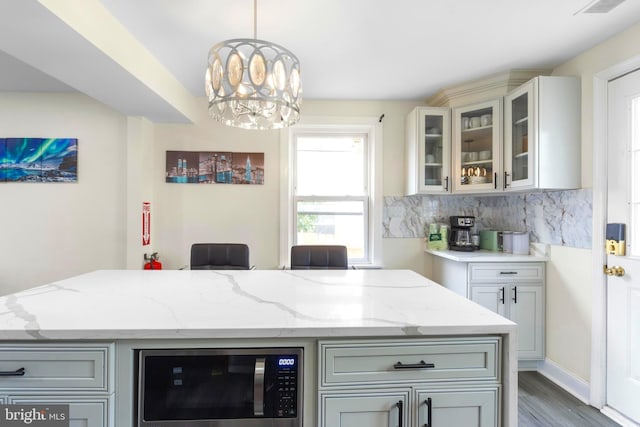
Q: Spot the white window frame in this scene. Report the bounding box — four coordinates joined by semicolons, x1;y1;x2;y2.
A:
280;116;383;268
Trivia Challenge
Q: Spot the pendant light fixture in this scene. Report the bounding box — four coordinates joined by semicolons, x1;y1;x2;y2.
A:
205;0;301;130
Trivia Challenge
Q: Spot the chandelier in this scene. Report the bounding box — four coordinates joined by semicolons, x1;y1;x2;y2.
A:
205;0;301;130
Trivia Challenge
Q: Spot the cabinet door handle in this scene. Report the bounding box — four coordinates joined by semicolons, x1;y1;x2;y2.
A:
499;286;505;304
423;397;433;427
393;360;435;369
512;286;518;304
396;400;403;427
504;171;510;189
494;172;497;190
443;176;449;192
0;367;25;377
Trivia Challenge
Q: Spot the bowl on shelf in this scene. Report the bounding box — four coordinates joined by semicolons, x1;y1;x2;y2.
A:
479;150;491;160
469;176;488;184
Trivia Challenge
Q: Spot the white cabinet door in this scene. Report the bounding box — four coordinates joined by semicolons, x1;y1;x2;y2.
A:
503;76;580;191
321;391;408;427
471;282;544;360
470;285;508;318
406;106;451;195
452;99;502;193
509;284;545;360
8;396;108;427
504;80;535;190
415;388;499;427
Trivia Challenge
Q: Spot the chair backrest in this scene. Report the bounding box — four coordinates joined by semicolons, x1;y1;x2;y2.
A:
290;245;348;270
190;243;250;270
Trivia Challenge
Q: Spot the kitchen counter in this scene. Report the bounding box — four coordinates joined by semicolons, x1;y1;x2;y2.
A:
426;248;549;262
0;269;515;340
0;269;518;427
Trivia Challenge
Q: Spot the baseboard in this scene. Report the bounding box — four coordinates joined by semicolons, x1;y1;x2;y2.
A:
537;358;590;404
518;360;541;371
601;406;640;427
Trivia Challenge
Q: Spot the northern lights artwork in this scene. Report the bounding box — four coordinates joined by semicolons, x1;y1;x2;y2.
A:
0;138;78;183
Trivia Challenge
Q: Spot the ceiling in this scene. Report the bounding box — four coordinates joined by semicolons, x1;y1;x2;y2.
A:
1;0;639;123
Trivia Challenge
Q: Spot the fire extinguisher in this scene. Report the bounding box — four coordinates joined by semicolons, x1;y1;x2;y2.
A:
144;252;162;270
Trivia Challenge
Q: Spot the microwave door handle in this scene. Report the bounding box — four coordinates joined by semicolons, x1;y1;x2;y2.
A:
254;357;266;416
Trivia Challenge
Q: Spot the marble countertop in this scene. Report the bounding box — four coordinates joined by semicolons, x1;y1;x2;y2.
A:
0;269;515;340
425;248;549;262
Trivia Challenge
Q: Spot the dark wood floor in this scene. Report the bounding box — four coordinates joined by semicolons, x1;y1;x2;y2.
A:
518;371;620;427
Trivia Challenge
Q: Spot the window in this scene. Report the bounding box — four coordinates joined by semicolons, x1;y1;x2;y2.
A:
280;117;382;267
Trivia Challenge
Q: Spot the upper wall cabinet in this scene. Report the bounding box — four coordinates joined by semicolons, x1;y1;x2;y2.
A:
503;76;581;191
405;74;581;195
405;107;451;195
452;99;502;194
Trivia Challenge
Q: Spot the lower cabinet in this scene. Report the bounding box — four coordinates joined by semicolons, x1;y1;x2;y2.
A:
318;338;502;427
0;343;113;427
415;388;499;427
321;390;408;427
468;263;545;360
8;396;109;427
431;258;546;361
320;387;499;427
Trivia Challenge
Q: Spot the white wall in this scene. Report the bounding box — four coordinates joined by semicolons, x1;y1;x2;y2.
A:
0;93;128;295
152;99;421;270
541;21;640;383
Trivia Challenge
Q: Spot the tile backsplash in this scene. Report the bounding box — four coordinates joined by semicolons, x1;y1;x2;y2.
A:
383;188;592;249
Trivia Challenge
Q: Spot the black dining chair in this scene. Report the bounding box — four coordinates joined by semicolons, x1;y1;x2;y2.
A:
190;243;252;270
290;245;349;270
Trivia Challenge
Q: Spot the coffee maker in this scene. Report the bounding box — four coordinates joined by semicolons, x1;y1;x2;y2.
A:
449;216;476;251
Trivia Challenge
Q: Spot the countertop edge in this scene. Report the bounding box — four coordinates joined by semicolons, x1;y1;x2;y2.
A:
425;248;549;262
0;324;517;341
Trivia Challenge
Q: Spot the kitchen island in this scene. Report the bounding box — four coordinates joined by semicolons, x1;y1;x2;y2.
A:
0;269;517;427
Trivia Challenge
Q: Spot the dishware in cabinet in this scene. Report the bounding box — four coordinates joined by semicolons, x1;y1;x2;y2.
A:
503;76;580;191
452;99;502;193
406;106;451;194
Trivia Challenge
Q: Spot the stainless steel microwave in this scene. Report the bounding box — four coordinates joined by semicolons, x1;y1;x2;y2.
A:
136;347;303;427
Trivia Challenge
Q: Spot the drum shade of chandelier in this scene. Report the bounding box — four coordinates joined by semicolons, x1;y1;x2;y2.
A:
205;0;301;130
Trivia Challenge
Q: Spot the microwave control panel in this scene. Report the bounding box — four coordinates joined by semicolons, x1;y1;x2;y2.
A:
276;356;298;417
275;356;298;417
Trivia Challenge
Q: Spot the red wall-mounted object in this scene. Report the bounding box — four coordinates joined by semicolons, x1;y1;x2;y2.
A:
144;260;162;270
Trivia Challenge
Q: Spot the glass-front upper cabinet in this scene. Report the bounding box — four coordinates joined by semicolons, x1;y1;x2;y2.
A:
452;99;502;193
504;81;534;189
405;106;451;195
503;76;581;192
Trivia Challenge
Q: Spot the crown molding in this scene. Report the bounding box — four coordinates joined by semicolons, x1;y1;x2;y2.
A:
426;69;551;107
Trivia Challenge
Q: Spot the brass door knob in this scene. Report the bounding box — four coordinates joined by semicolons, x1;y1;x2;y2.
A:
604;265;625;277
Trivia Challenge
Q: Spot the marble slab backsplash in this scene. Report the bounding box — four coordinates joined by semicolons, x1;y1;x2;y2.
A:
383;188;592;249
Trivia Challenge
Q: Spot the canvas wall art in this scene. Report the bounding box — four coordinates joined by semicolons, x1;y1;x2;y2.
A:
0;138;78;183
165;151;264;185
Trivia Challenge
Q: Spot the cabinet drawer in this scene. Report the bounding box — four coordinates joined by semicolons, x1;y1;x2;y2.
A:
469;263;544;282
8;395;108;427
319;338;500;387
0;345;111;392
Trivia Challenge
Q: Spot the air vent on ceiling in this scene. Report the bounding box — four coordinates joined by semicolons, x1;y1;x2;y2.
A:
576;0;626;14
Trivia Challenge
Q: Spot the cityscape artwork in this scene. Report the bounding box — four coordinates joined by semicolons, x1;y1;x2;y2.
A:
0;138;78;183
165;151;264;185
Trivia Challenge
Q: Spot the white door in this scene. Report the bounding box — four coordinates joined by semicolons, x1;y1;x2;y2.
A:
606;68;640;424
